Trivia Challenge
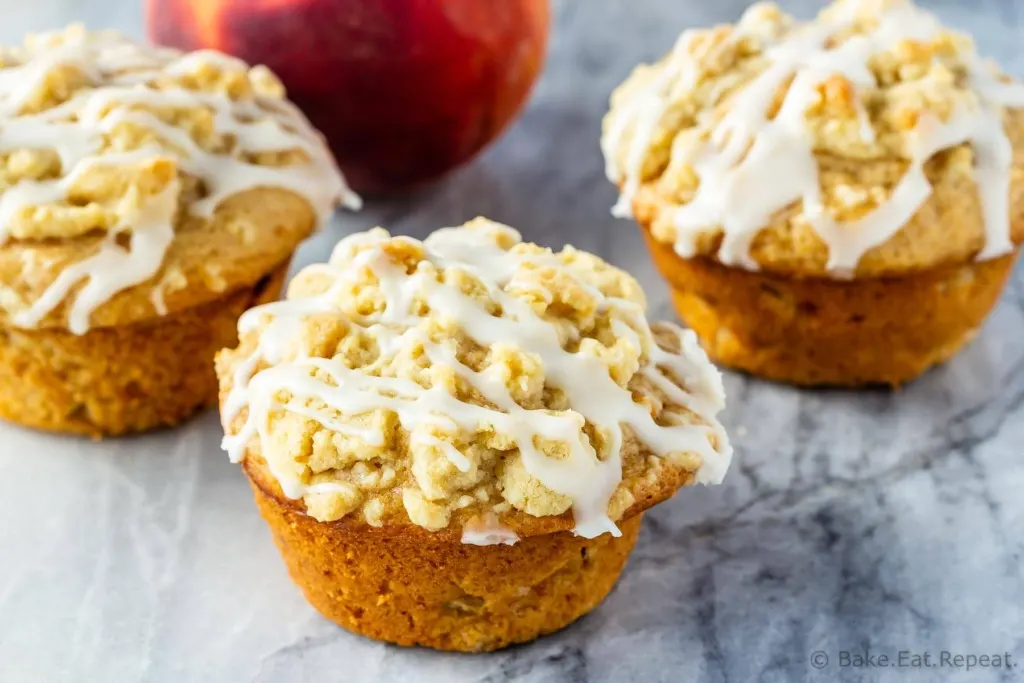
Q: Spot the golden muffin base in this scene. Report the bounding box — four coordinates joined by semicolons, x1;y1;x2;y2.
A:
247;469;642;653
0;262;288;437
643;228;1018;386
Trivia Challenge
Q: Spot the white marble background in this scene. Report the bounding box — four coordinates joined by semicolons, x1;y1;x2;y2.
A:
1;1;1023;682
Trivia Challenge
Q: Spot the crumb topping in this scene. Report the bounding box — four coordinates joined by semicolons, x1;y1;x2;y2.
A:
218;218;732;538
0;25;357;333
603;0;1024;275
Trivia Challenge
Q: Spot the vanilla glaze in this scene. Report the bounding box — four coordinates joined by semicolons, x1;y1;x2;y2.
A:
221;222;732;540
0;28;358;333
602;0;1024;275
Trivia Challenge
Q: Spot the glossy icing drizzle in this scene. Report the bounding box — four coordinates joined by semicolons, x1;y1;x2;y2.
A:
461;513;521;546
222;223;732;540
0;29;358;333
603;0;1024;274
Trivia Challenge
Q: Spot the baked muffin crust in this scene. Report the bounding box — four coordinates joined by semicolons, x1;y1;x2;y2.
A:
217;219;732;540
602;0;1024;277
0;26;357;333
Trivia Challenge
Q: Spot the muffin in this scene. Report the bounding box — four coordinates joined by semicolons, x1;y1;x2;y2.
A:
216;218;732;652
602;0;1024;386
0;26;357;436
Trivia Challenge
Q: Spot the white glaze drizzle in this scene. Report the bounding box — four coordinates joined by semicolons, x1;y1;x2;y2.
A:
0;28;359;334
461;513;520;546
149;284;168;316
221;223;732;540
603;0;1024;274
602;29;706;220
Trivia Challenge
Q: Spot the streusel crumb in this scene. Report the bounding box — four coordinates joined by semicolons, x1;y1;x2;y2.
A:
219;219;731;533
0;26;310;242
603;0;1024;276
607;0;987;195
0;25;355;333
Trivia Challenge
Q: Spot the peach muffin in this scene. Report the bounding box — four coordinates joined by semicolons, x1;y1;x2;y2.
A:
602;0;1024;386
0;26;357;435
216;218;732;652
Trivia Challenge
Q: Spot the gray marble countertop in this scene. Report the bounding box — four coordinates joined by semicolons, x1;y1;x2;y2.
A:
2;1;1023;682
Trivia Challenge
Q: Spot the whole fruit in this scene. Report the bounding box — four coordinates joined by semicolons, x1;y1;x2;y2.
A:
147;0;550;194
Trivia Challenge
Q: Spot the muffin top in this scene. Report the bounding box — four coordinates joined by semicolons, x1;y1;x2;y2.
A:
602;0;1024;277
217;218;732;542
0;26;357;334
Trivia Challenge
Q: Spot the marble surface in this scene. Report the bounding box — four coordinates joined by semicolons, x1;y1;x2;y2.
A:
2;1;1024;681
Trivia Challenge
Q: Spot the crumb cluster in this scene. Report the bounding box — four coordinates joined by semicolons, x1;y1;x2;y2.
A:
0;25;310;243
608;0;991;214
220;219;721;529
603;0;1024;275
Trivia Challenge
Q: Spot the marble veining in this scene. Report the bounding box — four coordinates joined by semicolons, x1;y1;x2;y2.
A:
1;1;1023;682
